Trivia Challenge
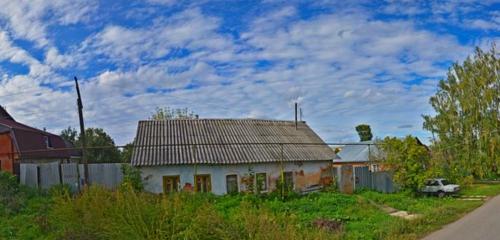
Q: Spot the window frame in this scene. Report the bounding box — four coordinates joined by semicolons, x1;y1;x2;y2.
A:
194;174;212;193
43;136;53;149
162;175;180;194
283;171;294;190
225;174;239;194
255;172;267;192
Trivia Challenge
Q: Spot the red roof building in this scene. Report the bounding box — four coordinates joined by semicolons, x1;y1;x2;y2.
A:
0;106;72;175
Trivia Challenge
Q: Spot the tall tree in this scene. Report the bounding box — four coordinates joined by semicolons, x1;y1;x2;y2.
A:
60;127;122;163
150;107;197;120
423;45;500;179
355;124;373;141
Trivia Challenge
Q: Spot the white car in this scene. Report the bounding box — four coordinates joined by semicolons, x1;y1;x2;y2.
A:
422;178;460;197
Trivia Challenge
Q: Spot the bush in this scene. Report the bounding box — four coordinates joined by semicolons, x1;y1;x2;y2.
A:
0;171;40;215
121;164;143;191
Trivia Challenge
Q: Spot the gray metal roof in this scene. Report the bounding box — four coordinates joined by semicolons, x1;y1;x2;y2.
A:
131;119;334;166
334;141;382;163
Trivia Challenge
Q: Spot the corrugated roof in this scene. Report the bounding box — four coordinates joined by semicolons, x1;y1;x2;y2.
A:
334;141;382;163
131;119;334;166
0;118;71;159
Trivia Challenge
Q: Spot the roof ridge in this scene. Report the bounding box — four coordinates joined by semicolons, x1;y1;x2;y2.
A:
139;118;305;123
0;119;57;136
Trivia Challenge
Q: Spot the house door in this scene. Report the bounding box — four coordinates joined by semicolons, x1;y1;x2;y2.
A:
163;176;180;194
195;174;211;193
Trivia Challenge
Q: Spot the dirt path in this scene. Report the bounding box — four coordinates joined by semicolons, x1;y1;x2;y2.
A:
422;194;500;240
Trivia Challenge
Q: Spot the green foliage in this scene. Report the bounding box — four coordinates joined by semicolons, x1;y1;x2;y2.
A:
60;127;122;163
423;45;500;179
81;128;122;163
121;164;144;192
120;142;134;163
0;172;51;239
60;126;78;145
381;136;434;192
355;124;373;141
0;172;39;215
150;107;197;120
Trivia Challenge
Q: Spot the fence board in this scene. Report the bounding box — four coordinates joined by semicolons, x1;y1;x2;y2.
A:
373;171;395;193
20;164;38;188
38;162;60;189
20;162;125;191
354;166;371;190
61;163;79;192
83;163;124;189
339;165;354;194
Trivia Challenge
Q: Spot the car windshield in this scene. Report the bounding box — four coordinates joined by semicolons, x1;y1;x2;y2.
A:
441;180;450;185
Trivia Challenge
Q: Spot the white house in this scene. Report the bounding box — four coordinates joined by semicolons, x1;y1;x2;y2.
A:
131;119;335;195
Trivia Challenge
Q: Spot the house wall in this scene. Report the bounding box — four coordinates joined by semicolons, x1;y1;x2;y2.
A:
140;160;332;195
0;133;16;173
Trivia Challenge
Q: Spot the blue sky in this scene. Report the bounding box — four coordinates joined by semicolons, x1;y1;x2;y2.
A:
0;0;498;145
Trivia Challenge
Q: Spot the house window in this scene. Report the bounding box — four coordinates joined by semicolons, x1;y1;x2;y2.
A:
284;171;294;190
226;174;238;194
44;136;53;148
256;173;267;191
371;164;379;172
195;174;211;193
162;176;180;194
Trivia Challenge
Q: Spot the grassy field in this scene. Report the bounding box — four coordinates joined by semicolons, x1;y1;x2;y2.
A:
1;175;500;240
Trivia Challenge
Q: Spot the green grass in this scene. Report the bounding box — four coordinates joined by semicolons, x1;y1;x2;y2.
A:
357;191;483;239
1;176;500;240
460;183;500;196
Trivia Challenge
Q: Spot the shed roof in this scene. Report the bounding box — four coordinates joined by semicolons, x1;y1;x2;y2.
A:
131;119;334;166
334;141;383;163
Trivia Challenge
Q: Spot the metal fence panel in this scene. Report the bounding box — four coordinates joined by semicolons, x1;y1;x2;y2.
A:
354;166;371;190
82;163;124;189
373;171;395;193
61;163;79;192
20;164;38;188
38;162;60;189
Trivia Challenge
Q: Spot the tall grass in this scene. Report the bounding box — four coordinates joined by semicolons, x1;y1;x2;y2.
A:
49;186;334;240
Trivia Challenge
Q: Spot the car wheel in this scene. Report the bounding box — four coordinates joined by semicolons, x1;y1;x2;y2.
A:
437;191;446;198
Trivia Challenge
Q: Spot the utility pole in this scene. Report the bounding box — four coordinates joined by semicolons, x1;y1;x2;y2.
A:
74;76;88;186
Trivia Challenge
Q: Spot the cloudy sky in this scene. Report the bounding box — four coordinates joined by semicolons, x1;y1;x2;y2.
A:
0;0;498;145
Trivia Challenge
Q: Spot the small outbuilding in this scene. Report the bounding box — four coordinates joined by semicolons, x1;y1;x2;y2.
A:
131;119;335;195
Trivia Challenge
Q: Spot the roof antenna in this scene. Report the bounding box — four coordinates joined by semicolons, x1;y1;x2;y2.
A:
294;102;298;130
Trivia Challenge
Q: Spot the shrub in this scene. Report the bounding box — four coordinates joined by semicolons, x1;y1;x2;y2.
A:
121;164;143;191
0;171;40;215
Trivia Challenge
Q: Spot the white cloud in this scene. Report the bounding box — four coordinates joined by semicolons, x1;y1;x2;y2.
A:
0;3;488;145
82;8;234;65
0;0;97;47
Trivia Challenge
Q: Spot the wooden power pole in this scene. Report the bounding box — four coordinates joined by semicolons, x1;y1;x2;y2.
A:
74;76;88;186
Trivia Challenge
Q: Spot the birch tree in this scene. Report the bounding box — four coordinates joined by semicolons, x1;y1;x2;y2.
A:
423;45;500;179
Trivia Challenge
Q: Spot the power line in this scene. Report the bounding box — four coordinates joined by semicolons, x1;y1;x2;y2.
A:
0;141;384;157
